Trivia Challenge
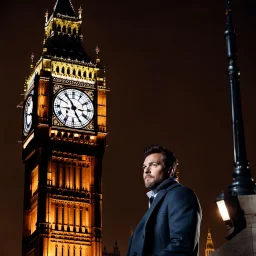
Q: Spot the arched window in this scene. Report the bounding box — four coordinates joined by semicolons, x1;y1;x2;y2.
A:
73;28;76;35
73;69;76;76
83;71;87;78
68;27;71;34
57;25;61;32
67;68;70;75
63;26;66;33
78;70;81;77
56;66;59;73
62;67;65;74
89;72;92;78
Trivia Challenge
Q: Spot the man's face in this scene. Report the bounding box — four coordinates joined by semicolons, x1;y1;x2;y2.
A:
143;153;169;190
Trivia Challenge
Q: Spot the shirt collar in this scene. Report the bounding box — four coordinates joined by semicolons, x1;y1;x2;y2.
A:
146;177;177;199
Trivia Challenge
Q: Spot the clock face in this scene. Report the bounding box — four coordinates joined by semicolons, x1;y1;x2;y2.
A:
24;95;33;136
53;88;94;129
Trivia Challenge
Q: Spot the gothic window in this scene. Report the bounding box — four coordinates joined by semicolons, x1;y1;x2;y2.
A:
89;72;92;78
73;163;76;189
55;204;58;229
31;166;38;195
62;67;65;74
74;206;76;229
73;28;77;35
80;206;82;229
62;164;66;188
56;66;59;73
57;25;61;32
63;26;66;33
83;71;87;78
62;246;64;256
73;69;76;76
67;68;70;75
68;27;71;34
79;165;82;190
55;246;58;256
62;205;64;230
78;70;81;77
56;162;59;187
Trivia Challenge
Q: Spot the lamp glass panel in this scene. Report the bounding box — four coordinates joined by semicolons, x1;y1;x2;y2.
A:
217;200;230;221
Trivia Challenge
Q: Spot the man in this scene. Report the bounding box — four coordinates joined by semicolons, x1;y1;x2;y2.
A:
127;145;202;256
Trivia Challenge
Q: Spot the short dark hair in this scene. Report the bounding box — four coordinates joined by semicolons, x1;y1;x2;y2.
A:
144;145;178;177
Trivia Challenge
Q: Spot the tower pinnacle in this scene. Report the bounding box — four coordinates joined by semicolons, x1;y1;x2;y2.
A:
96;45;100;64
45;10;48;23
78;6;83;19
205;229;215;256
30;53;34;71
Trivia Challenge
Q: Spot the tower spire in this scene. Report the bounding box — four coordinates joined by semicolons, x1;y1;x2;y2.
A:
205;229;215;256
53;0;77;17
225;0;255;195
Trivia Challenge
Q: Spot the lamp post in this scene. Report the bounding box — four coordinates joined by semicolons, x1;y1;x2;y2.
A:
224;0;255;195
215;0;256;240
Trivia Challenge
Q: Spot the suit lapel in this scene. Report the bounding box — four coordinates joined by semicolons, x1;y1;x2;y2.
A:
133;182;181;234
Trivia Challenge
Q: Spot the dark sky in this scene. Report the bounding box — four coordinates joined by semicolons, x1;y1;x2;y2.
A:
1;0;256;255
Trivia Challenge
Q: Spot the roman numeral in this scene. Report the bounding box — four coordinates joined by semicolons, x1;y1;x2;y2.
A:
82;114;89;120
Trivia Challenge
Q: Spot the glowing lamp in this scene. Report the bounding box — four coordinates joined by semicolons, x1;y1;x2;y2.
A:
216;191;246;240
216;199;230;221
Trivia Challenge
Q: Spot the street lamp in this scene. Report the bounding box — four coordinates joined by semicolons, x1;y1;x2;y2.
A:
216;192;246;240
216;0;255;238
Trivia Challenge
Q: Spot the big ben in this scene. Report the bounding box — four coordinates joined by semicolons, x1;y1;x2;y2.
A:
21;0;107;255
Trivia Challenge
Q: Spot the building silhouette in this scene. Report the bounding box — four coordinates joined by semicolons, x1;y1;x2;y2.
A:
21;0;107;255
103;241;121;256
205;229;215;256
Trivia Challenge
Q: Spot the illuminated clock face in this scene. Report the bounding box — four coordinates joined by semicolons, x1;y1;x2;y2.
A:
24;95;33;136
53;88;94;129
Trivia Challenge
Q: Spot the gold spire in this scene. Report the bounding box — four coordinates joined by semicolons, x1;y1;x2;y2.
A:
205;228;215;256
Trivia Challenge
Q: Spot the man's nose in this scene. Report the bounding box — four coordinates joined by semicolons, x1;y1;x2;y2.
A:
144;166;151;174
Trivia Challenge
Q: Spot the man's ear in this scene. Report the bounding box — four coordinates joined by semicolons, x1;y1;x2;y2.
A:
168;168;174;177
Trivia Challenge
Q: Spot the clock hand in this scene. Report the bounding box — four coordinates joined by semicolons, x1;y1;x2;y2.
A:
58;96;69;105
74;111;82;123
65;93;77;111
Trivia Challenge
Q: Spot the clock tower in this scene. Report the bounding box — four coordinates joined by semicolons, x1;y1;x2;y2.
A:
21;1;107;256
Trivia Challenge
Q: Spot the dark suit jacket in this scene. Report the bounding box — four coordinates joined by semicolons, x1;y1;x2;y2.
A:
127;179;202;256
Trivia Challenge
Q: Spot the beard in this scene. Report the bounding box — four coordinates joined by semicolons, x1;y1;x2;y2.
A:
144;177;163;190
144;172;170;190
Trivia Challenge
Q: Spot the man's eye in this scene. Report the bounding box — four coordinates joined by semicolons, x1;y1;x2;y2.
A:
151;163;158;167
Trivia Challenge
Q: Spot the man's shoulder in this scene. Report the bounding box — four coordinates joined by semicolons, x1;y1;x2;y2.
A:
165;183;199;201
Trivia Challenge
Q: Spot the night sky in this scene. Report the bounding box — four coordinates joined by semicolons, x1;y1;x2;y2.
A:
1;0;256;255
